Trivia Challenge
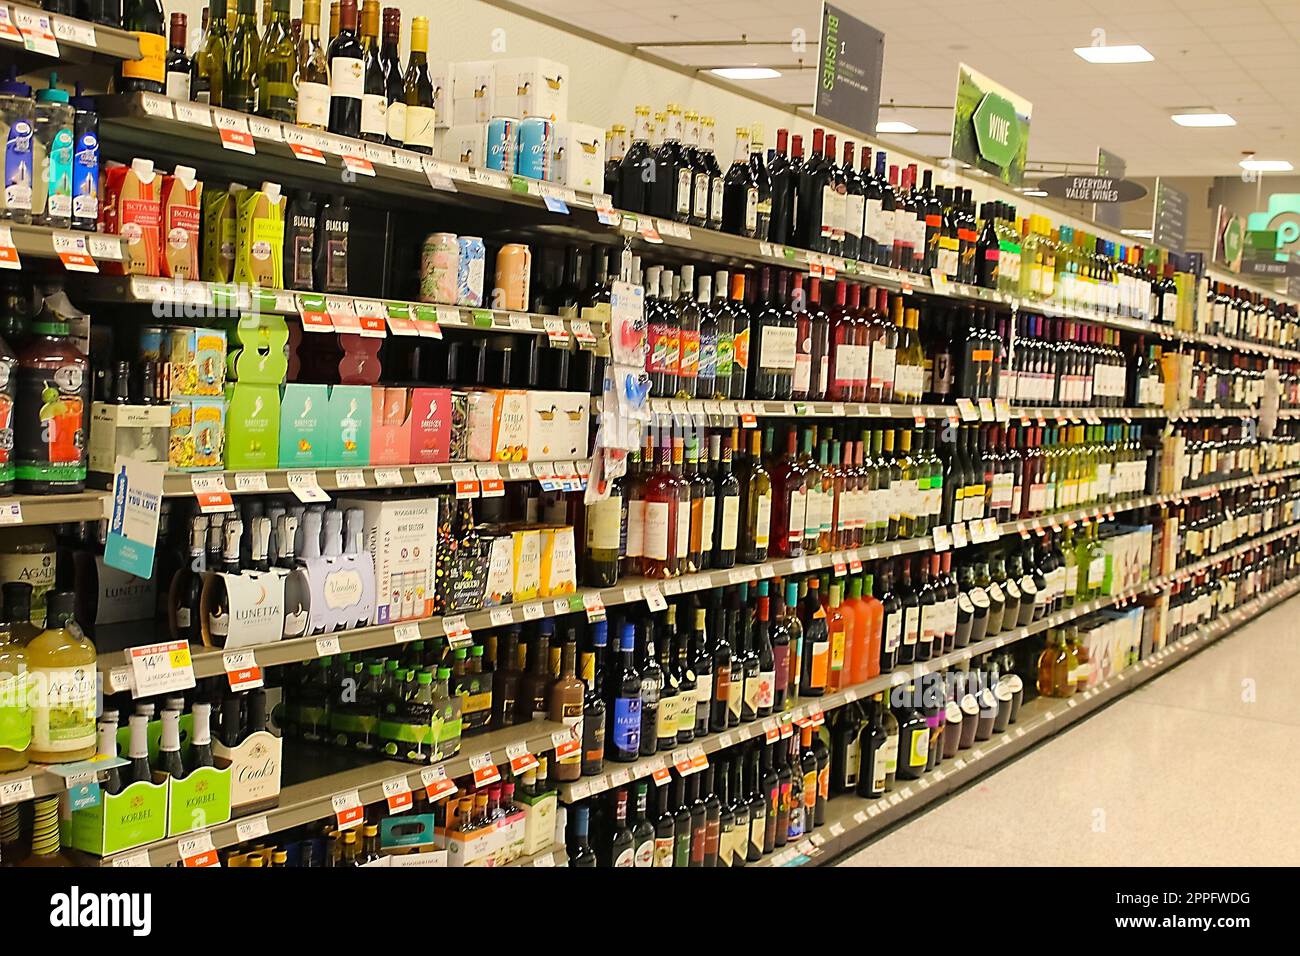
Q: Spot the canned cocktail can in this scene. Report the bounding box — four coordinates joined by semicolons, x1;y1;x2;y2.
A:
494;243;532;311
420;231;460;304
139;326;167;363
456;236;486;306
516;117;553;181
486;116;518;173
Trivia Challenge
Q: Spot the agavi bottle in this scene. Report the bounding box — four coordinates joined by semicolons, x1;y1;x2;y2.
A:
26;591;96;763
0;612;30;770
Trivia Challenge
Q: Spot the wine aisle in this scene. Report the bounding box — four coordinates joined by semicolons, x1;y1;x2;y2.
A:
835;592;1300;867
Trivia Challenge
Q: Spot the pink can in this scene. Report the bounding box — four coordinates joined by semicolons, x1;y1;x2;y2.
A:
420;232;460;304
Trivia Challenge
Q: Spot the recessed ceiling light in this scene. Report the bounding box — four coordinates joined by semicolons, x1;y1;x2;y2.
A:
1073;44;1154;64
1022;189;1048;197
1240;158;1293;172
710;67;781;80
876;121;918;134
1171;112;1236;127
1122;229;1154;238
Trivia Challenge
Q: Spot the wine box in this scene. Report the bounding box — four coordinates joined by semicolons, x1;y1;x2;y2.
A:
466;388;527;462
278;382;329;467
65;778;168;856
493;57;568;123
166;765;233;837
338;497;439;625
524;390;590;460
101;158;161;276
212;730;282;817
325;384;372;467
550;121;604;191
538;525;577;597
451;60;497;126
225;383;281;470
88;401;169;472
158;165;202;280
409;387;454;463
169;396;226;471
296;551;377;634
199;567;287;649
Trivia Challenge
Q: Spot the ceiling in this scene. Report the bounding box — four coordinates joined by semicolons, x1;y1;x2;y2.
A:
525;0;1300;177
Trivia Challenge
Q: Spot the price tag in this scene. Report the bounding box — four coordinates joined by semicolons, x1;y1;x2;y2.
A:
522;602;544;621
593;193;620;225
0;502;22;525
929;268;951;295
571;319;599;349
287;470;330;502
420;765;457;802
128;640;196;699
340;152;376;177
832;554;847;577
542;194;569;214
52;231;97;272
609;768;632;788
288;141;326;163
234;471;269;493
409;465;441;486
315;635;341;657
52;16;95;48
740;413;758;428
0;777;34;806
476;464;505;497
0;225;19;270
296;294;333;331
382;776;413;814
332;790;365;830
506;312;534;331
650;758;672;787
13;9;58;55
178;832;219;868
542;317;570;347
222;650;263;691
443;614;473;648
673;749;695;775
217;124;255;154
0;8;21;42
951;523;969;549
246;116;282;141
173;101;211;126
489;607;514;628
582;592;606;622
334;468;366;489
451;464;480;499
956;397;979;422
235;816;270;843
977;398;995;421
325;296;361;333
932;526;952;551
373;467;403;487
567;780;592;801
982;516;999;540
393;622;421;643
506;742;540;776
551;728;581;761
779;716;794;740
643;586;667;611
190;474;234;512
689;746;709;772
994;399;1010;422
763;718;780;743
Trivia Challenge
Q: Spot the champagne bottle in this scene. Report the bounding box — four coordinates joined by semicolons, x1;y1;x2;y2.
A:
120;0;167;94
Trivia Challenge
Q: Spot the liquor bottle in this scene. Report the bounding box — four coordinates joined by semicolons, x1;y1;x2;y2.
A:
799;578;829;697
548;640;585;782
26;592;95;763
699;117;726;231
630;783;655;866
691;606;713;737
893;683;929;781
583;478;622;587
742;429;772;564
671;775;692;867
224;0;259;112
685;434;713;574
768;128;795;245
662;105;692;223
120;0;166;94
569;805;597;867
206;518;243;644
709;591;733;733
727;273;751;400
725;593;745;728
806;278;831;400
682;111;709;228
326;0;364;137
641;430;676;579
669;431;691;577
674;265;701;398
647;110;677;220
609;624;642;761
722;126;758;238
295;0;330;129
376;7;404;146
618;106;653;214
750;268;793;401
653;613;679;751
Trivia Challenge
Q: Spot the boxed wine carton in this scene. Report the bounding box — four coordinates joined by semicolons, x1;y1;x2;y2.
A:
101;158;162;275
538;525;576;597
466;389;527;462
169;396;225;471
228;313;290;385
338;496;440;624
234;181;287;288
429;61;451;129
225;383;280;470
409;387;454;464
89;401;169;472
443;123;490;168
201;183;245;284
511;528;541;602
325;384;372;467
168;326;227;397
550;121;604;190
452;60;496;126
371;387;412;466
278;382;329;467
525;391;590;460
493;57;568;122
159;165;202;279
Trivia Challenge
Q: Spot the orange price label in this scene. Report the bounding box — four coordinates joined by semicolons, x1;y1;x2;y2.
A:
178;833;219;868
506;742;540;776
651;761;672;787
382;777;413;814
289;142;326;163
469;752;501;788
763;719;780;743
420;766;457;803
332;791;364;830
341;154;376;177
741;413;758;428
218;127;255;154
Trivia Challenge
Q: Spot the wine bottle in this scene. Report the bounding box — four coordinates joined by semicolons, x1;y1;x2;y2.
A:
206;517;243;644
164;13;191;100
379;6;404;146
190;0;227;105
120;0;167;94
256;0;296;121
722;126;758;238
126;714;152;785
327;0;364;136
224;0;260;113
158;707;185;779
401;16;435;153
295;0;330;129
610;624;642;762
357;0;387;142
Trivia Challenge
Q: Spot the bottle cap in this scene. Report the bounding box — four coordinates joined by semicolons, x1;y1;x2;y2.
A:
36;74;69;103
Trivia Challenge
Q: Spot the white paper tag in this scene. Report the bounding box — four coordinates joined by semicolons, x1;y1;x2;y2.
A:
287;470;330;503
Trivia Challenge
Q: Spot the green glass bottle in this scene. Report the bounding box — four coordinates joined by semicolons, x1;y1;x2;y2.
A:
190;0;227;106
224;0;261;113
255;0;296;121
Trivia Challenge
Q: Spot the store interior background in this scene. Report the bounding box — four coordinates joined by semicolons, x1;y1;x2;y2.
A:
154;0;1300;257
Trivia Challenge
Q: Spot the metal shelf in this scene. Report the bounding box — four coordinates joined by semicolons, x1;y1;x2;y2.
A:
0;5;141;69
0;491;108;526
756;574;1300;867
94;465;1300;690
1;223;124;268
97;719;568;866
557;511;1300;805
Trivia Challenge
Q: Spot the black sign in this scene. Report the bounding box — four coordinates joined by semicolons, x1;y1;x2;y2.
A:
1036;174;1147;204
1095;148;1126;228
1152;179;1189;255
1242;256;1300;278
814;3;886;135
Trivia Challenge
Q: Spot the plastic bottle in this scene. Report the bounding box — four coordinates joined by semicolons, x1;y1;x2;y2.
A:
32;75;73;229
12;294;89;494
69;85;98;232
0;69;33;225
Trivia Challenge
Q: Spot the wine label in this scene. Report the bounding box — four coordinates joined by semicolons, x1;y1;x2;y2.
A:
759;326;797;370
330;57;365;99
296;82;330;127
753;494;772;549
643;502;670;561
404;105;435;149
29;665;96;754
361;93;387;137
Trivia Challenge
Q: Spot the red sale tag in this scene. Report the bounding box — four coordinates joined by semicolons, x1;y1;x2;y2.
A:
651;763;672;787
332;791;364;830
554;735;580;762
218;127;255;154
223;650;263;692
420;766;457;803
741;413;758;428
296;294;333;331
507;742;540;776
178;833;219;868
763;719;780;743
673;749;694;775
382;777;412;814
470;753;501;788
341;153;375;177
289;142;326;163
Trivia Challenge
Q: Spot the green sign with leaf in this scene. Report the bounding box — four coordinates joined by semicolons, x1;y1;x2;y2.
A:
950;63;1032;186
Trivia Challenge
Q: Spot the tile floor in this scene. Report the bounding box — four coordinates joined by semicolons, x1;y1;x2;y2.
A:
836;594;1300;866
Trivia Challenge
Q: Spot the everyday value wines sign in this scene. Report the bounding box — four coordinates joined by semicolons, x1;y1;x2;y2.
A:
814;3;885;135
950;64;1032;186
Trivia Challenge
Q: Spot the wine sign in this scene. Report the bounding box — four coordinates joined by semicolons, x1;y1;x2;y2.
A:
950;63;1033;186
1035;175;1147;204
813;3;886;136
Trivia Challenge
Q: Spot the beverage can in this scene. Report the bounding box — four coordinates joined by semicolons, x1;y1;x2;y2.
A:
516;117;553;181
486;116;518;173
420;232;460;305
494;243;532;311
456;236;486;307
139;326;167;363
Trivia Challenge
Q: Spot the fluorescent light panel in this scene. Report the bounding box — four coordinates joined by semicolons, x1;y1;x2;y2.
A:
710;67;781;80
1240;159;1293;172
876;121;918;134
1171;112;1236;127
1073;44;1154;64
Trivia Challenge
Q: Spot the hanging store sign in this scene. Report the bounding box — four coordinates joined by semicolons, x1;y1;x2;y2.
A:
813;3;886;135
950;64;1032;186
1213;205;1245;271
1035;174;1147;204
1094;148;1127;228
1151;178;1189;254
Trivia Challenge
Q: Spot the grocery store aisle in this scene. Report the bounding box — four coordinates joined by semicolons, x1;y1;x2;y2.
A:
837;594;1300;867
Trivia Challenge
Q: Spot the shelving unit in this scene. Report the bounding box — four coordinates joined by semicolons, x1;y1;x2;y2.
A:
0;5;141;70
755;573;1300;867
